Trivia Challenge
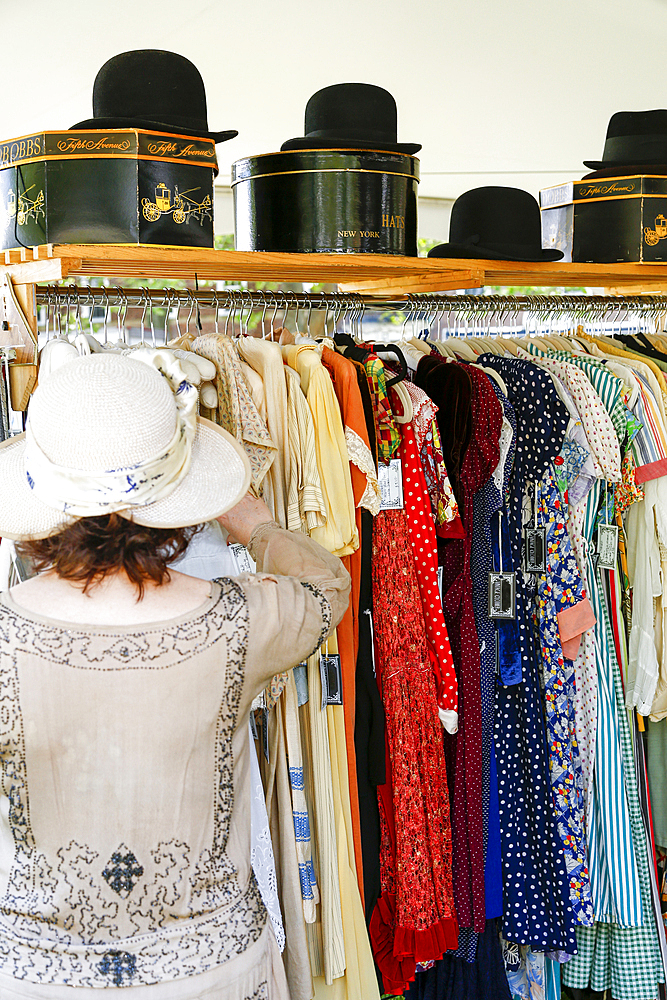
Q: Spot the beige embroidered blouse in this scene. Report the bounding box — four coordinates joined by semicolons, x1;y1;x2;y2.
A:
0;524;350;999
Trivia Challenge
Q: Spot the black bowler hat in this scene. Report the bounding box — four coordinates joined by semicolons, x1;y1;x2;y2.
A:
584;110;667;169
280;83;421;155
70;50;237;144
428;186;564;262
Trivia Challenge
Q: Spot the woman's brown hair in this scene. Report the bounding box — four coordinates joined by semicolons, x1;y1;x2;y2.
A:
17;514;200;599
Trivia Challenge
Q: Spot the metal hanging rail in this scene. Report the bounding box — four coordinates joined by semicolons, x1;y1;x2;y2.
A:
33;286;667;320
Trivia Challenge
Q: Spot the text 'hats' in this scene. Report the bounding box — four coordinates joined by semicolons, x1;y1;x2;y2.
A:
584;110;667;170
0;353;251;541
428;186;564;262
70;49;237;144
281;83;421;155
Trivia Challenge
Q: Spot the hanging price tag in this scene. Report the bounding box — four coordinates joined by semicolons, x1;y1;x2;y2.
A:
249;710;259;740
523;527;546;574
523;481;546;574
293;662;309;706
437;565;444;603
262;707;270;762
229;543;256;574
488;571;516;620
378;458;404;510
320;653;343;708
597;524;619;570
489;509;515;619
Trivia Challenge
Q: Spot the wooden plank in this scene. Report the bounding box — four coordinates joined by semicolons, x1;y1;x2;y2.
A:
2;257;69;284
4;244;667;294
8;363;37;411
11;284;37;342
339;269;485;295
604;283;667;295
0;275;38;365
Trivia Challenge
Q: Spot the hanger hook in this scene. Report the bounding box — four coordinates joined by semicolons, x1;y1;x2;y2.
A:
140;289;149;345
237;292;247;337
185;291;196;337
268;291;278;334
292;291;300;336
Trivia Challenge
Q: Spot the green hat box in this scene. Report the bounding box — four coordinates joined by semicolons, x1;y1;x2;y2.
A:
0;129;218;250
540;175;667;263
232;148;419;255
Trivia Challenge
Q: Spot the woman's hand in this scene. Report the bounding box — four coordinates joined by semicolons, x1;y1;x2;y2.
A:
217;494;275;547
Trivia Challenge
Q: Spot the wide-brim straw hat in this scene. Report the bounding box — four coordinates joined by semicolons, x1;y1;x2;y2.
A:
0;352;251;541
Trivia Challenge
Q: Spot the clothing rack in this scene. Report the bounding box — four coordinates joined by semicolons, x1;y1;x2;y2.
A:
32;285;667;339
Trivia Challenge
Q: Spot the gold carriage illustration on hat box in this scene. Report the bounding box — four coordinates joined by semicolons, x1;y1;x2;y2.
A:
141;182;212;226
4;186;45;226
644;213;667;246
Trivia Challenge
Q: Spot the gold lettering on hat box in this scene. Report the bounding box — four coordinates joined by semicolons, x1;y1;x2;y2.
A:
382;214;405;228
577;181;638;198
57;136;133;154
0;131;218;172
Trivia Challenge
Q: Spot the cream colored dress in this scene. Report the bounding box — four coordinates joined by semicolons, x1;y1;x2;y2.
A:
0;524;350;999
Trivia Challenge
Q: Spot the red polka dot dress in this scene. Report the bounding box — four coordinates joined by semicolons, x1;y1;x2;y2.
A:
391;393;459;726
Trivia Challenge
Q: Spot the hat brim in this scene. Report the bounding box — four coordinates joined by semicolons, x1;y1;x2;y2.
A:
582;159;667;169
280;136;421;155
427;243;564;262
582;163;667;178
0;418;251;541
69;119;238;144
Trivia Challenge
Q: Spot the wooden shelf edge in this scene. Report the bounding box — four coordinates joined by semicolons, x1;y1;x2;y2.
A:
3;245;667;295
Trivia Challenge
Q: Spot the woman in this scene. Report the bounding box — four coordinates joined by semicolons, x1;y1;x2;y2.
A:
0;351;350;998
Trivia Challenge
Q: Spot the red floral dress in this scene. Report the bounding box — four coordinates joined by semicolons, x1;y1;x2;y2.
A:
370;508;459;994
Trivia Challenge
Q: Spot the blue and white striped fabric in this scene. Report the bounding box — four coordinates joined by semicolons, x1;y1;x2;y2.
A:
284;672;320;923
563;484;664;999
582;484;642;925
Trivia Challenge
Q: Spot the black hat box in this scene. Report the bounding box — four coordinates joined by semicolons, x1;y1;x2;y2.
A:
540;174;667;263
0;128;218;250
232;148;419;255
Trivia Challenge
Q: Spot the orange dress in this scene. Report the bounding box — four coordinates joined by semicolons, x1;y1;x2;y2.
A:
321;346;381;897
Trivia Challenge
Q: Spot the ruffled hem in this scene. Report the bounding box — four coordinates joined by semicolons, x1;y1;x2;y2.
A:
370;892;459;995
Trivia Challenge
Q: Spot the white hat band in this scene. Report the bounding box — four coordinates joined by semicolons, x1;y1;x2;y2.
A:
23;349;199;517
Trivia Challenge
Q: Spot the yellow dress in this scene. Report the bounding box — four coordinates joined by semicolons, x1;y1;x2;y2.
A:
283;344;358;557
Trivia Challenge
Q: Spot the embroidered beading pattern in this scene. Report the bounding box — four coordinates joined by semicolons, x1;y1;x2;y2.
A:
102;846;144;898
0;580;267;987
299;581;332;657
246;984;268;1000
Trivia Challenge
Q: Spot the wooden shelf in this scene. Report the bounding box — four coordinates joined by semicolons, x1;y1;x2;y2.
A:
5;244;667;296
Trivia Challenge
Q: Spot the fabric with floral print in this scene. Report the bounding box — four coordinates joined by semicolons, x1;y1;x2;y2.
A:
554;439;589;506
615;453;644;515
364;353;400;464
193;334;276;493
501;939;546;1000
420;420;465;538
535;469;595;928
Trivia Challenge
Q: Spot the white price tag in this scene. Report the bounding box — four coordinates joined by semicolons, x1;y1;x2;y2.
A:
229;543;256;574
378;458;404;510
437;565;443;603
597;524;619;571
